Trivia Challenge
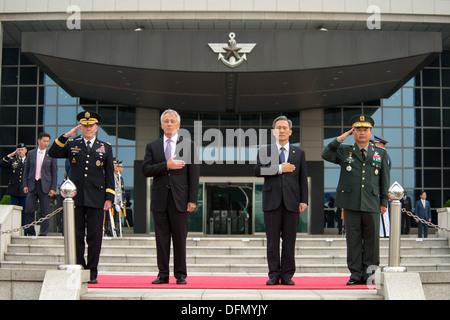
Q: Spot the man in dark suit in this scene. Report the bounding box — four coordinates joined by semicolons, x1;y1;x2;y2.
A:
415;191;432;238
255;116;308;285
48;111;115;283
23;133;57;236
141;109;200;285
400;191;412;234
1;143;28;231
322;115;390;285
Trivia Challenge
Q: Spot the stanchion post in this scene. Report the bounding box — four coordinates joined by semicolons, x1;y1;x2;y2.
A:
383;181;407;273
59;179;81;269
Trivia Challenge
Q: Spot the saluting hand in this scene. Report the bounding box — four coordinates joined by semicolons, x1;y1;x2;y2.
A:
338;128;354;142
63;125;82;138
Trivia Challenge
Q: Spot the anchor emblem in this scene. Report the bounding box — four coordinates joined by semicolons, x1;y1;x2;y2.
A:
208;32;257;68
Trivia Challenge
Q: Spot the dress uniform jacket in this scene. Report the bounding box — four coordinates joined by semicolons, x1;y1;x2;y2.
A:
1;156;27;197
48;135;115;208
322;138;390;213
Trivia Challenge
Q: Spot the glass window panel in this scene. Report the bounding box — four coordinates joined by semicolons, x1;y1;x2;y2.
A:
18;127;35;146
403;169;415;189
442;69;450;87
423;129;441;147
42;86;57;105
403;77;415;87
117;107;136;125
118;127;135;145
402;88;417;106
415;149;422;167
424;169;441;188
19;67;38;85
284;112;300;126
219;113;239;126
442;51;450;67
19;87;37;105
425;190;441;210
324;108;341;126
19;107;36;125
383;108;402;126
241;113;259;126
199;113;219;126
0;106;17;125
444;110;450;127
444;170;450;188
423;149;441;167
390;168;402;185
423;109;441;127
403;149;415;167
387;148;401;168
1;87;18;105
324;128;341;145
343;108;361;127
443;89;450;107
402;108;416;127
120;167;134;188
40;106;57;125
117;147;136;167
0;127;16;145
444;149;450;167
42;74;56;85
58;88;77;105
98;106;116;125
19;54;34;66
363;107;381;126
382;89;401;106
422;89;440;107
422;69;440;87
324;168;340;189
97;126;116;144
57;126;73;137
1;67;18;85
261;112;281;126
444;129;450;147
2;48;19;65
57;106;77;125
382;128;402;147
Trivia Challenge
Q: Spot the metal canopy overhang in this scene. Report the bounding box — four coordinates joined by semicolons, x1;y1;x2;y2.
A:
21;30;442;112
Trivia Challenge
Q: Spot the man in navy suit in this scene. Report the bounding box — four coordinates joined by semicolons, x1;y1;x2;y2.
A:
23;132;57;236
255;116;308;285
141;109;200;285
415;191;432;238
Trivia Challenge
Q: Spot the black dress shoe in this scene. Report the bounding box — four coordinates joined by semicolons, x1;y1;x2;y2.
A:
266;278;279;285
152;276;169;284
88;279;98;284
346;278;363;285
176;277;187;284
281;278;295;285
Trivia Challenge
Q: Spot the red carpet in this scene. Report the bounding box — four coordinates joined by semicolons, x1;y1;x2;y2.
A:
89;275;374;290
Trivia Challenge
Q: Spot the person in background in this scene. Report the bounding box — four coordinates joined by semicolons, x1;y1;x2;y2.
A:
0;143;28;233
400;191;412;234
23;132;57;236
415;191;432;238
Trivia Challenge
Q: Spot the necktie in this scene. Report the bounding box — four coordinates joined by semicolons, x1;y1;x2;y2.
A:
165;139;172;161
422;200;426;208
86;140;91;153
280;146;286;163
35;150;42;180
361;148;366;161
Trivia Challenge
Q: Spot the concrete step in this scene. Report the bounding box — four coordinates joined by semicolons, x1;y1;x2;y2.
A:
2;235;450;274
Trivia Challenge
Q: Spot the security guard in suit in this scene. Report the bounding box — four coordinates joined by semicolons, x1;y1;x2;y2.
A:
48;111;115;283
1;143;28;232
322;115;390;285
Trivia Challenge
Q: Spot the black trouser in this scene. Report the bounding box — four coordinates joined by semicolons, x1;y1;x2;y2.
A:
264;202;299;281
344;209;380;282
25;180;51;236
152;189;189;280
75;206;104;280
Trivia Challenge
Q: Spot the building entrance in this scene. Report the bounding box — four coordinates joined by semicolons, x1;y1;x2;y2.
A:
205;183;252;235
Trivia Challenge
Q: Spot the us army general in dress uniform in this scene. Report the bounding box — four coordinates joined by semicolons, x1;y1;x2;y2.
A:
322;115;390;285
48;111;115;283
